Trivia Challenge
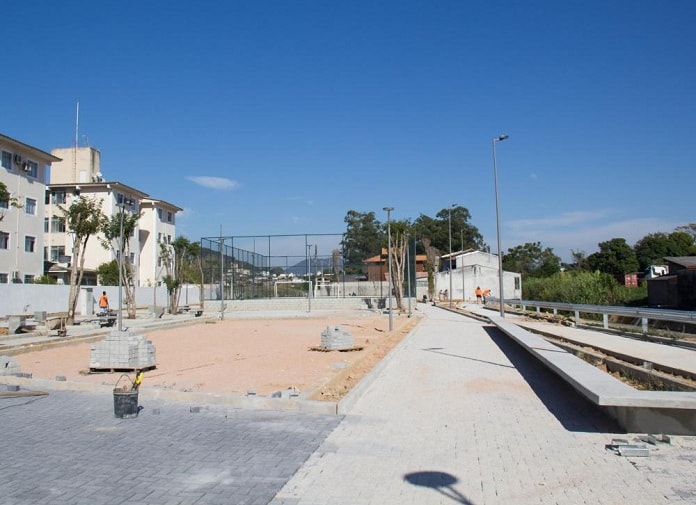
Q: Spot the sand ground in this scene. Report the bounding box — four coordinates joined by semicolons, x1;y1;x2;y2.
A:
14;310;421;400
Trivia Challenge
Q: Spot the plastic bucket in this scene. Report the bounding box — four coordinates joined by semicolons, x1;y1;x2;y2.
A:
113;389;139;419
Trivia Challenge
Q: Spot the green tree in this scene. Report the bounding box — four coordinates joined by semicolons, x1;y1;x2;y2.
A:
634;231;696;271
96;260;120;285
586;238;639;282
503;242;561;278
412;205;484;254
100;208;142;319
33;275;56;285
340;210;383;274
59;196;106;324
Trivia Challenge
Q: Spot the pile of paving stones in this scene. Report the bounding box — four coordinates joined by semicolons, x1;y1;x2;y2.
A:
320;325;355;350
89;329;156;370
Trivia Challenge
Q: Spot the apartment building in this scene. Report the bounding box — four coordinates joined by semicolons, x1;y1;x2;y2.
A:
0;133;61;283
47;146;182;286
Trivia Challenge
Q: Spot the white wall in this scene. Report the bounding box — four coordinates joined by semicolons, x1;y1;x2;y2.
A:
0;284;201;317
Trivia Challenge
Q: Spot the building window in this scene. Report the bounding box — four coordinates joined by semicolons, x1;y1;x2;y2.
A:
167;212;172;223
157;232;162;243
0;232;9;249
129;252;135;263
0;273;7;283
514;277;521;290
157;208;163;220
50;191;67;205
50;246;66;262
26;160;38;178
1;197;9;210
25;236;36;253
167;235;171;244
50;217;66;233
1;151;11;170
24;274;34;284
44;218;49;233
25;198;37;215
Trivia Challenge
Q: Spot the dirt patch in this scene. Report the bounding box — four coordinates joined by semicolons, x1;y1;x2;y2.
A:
13;310;421;401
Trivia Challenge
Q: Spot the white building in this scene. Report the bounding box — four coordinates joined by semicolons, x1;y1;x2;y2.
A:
0;133;61;284
46;146;182;286
437;249;522;302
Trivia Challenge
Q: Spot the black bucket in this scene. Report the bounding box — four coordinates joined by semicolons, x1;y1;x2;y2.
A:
113;389;139;419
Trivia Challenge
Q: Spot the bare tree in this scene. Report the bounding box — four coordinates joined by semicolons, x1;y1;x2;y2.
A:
390;231;407;312
59;196;105;324
422;237;440;302
160;236;198;314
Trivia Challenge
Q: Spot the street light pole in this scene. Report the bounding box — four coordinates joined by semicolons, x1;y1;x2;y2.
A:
492;134;509;318
383;206;394;332
406;234;412;317
306;243;312;313
448;204;455;309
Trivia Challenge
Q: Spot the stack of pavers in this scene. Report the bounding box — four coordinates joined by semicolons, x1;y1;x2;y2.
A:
89;329;156;371
320;325;355;350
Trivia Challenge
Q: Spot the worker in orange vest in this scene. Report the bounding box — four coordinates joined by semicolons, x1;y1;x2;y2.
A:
475;286;483;304
99;291;109;315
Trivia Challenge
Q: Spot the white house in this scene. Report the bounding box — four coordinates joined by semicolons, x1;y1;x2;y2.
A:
0;133;61;284
437;249;522;302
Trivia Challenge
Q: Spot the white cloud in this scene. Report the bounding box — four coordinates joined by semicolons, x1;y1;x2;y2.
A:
504;210;682;261
186;176;239;190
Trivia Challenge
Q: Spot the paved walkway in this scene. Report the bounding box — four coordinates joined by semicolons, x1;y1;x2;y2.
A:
2;305;696;504
270;304;696;505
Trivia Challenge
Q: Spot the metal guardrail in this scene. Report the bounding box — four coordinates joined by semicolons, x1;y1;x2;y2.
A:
494;298;696;333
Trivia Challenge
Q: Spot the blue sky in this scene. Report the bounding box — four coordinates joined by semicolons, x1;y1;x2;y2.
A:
4;1;694;261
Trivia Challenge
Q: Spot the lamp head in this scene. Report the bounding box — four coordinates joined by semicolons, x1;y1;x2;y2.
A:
496;134;509;142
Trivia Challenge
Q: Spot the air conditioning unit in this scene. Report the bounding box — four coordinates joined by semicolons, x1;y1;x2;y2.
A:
11;270;20;280
21;162;30;172
13;154;22;165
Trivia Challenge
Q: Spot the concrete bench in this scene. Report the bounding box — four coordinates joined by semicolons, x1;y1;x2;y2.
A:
489;314;696;435
7;314;30;334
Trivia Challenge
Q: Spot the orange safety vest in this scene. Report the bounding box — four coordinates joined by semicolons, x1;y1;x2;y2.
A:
475;287;482;296
99;295;109;308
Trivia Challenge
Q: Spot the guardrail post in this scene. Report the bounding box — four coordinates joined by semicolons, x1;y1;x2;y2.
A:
603;313;609;329
642;317;648;333
536;306;541;314
553;308;557;316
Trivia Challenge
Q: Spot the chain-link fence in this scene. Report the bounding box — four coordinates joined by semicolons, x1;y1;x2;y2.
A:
200;234;356;300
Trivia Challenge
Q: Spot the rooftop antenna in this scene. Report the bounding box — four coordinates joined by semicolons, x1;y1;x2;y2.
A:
73;101;79;183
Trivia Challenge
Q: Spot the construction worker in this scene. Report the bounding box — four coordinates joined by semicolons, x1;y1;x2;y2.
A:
475;286;483;304
99;291;109;316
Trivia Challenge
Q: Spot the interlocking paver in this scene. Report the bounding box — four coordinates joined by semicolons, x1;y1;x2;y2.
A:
1;391;341;505
3;306;696;504
270;305;696;505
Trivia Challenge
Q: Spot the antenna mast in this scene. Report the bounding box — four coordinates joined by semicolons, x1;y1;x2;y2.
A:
73;102;79;183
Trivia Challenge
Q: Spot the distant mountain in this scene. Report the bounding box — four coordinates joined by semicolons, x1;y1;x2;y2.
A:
284;257;342;276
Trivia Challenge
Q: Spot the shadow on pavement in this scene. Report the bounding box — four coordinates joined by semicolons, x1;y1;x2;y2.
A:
485;326;623;434
404;471;475;504
422;347;515;369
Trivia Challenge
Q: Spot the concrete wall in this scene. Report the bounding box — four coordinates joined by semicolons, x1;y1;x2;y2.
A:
435;264;521;302
0;283;201;317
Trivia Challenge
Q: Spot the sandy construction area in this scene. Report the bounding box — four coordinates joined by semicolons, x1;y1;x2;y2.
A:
14;310;421;400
